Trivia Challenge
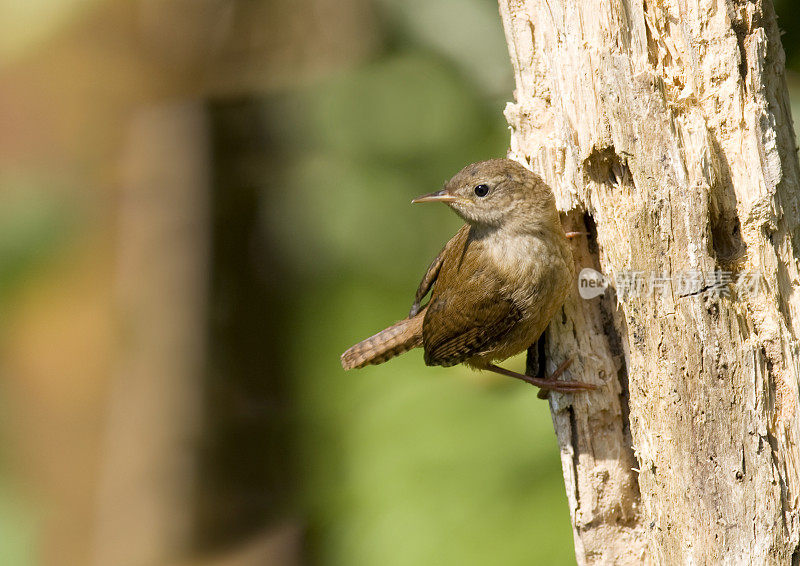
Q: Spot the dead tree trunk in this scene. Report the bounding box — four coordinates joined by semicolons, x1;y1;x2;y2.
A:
498;0;800;563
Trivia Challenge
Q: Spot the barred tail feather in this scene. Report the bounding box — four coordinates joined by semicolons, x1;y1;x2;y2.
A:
341;313;424;370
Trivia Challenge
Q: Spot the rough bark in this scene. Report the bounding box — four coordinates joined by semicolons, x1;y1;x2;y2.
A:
499;0;800;563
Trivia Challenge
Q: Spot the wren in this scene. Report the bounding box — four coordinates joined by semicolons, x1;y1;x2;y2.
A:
340;158;595;393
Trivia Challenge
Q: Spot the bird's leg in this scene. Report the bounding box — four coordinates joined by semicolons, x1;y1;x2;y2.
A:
536;358;572;399
484;359;595;393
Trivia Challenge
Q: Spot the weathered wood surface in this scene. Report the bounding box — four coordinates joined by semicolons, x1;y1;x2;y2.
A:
499;0;800;563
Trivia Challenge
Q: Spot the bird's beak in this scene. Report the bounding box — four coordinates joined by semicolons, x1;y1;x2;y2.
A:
411;189;458;204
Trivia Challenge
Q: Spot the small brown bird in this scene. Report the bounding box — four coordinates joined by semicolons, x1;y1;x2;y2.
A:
340;159;594;393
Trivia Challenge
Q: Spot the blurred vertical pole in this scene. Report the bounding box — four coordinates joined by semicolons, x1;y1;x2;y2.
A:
192;1;376;562
92;102;210;566
192;97;302;562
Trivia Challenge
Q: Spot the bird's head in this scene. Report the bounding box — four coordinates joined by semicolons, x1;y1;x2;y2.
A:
412;158;561;233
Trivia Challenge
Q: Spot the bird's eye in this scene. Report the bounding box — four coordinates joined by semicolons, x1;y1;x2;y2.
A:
473;184;490;197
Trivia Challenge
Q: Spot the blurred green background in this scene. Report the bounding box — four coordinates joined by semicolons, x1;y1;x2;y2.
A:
1;1;799;565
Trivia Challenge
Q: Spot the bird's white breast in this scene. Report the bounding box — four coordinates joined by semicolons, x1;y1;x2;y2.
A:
486;231;553;279
485;229;573;312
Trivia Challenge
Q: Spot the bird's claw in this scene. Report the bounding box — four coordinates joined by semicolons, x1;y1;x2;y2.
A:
537;379;597;392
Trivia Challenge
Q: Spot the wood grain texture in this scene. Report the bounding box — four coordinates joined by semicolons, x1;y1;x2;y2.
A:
498;0;800;563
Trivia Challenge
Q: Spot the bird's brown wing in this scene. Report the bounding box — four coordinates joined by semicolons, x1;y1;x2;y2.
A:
409;252;444;317
422;295;522;367
409;224;471;317
421;227;522;367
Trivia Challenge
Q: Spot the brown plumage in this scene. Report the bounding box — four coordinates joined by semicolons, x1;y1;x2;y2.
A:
340;313;424;369
340;159;595;393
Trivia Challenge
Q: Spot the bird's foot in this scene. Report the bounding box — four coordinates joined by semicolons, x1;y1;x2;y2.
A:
536;358;575;399
484;359;595;395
